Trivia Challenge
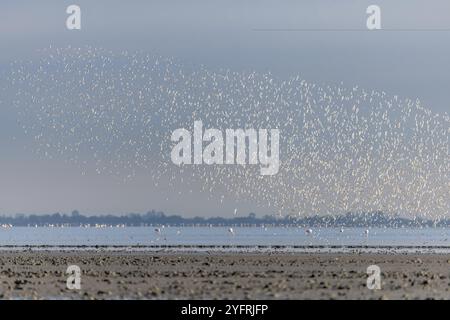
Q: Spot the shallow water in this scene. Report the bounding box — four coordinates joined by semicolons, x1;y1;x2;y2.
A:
1;226;450;249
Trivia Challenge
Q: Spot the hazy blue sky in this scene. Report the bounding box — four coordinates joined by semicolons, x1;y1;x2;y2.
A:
1;0;449;216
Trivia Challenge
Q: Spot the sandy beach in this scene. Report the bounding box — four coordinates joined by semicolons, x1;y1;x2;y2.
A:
0;250;450;300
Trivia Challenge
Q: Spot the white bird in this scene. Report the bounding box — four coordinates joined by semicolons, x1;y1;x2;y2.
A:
305;228;313;235
228;227;235;235
10;46;449;224
340;227;344;233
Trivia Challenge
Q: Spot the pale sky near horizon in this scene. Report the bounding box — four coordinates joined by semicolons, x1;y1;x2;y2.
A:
0;0;449;217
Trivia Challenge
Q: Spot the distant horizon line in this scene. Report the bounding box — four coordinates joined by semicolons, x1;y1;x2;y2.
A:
0;210;446;228
0;210;432;218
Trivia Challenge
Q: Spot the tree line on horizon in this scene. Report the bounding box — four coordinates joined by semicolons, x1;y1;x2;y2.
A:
0;210;443;227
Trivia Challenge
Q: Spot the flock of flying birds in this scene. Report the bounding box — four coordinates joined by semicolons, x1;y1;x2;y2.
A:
4;46;450;220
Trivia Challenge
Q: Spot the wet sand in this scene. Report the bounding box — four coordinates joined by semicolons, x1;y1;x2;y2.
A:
1;250;450;299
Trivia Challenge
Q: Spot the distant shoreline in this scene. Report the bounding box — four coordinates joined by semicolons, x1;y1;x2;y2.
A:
0;211;445;228
1;244;450;254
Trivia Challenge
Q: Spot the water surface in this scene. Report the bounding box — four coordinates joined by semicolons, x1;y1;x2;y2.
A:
1;227;450;252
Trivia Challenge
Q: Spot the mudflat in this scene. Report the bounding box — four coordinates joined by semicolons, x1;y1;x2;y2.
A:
0;250;449;299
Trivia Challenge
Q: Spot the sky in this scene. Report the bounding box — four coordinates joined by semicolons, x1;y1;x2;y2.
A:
0;0;449;217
